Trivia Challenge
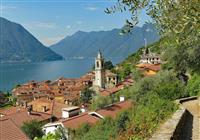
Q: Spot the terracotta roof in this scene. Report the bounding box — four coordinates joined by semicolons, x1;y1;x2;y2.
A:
100;86;123;97
136;63;154;68
0;118;29;140
28;98;69;119
144;64;161;72
96;100;132;118
105;70;117;77
61;100;132;129
0;106;51;128
61;113;100;129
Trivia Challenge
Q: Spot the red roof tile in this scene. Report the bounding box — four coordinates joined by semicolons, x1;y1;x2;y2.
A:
62;113;100;129
0;118;29;140
96;100;132;118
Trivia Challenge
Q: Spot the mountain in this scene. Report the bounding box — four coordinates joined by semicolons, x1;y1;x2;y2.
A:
0;17;63;63
50;23;159;59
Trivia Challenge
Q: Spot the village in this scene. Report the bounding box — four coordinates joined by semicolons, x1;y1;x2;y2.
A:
0;49;161;140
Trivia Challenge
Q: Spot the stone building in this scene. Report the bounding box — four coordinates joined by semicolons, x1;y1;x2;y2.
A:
140;48;161;64
93;51;118;90
93;50;106;89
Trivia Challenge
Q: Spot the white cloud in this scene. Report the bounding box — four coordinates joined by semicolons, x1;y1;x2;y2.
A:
65;25;71;29
0;6;17;14
99;26;104;30
35;22;57;29
24;21;57;29
85;6;98;11
41;36;65;46
76;21;83;25
0;6;17;11
145;28;151;32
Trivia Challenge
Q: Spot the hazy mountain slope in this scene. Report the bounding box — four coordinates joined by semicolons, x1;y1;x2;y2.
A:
0;17;63;62
50;23;159;59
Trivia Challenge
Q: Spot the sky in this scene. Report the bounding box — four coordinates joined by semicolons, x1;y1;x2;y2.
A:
0;0;151;46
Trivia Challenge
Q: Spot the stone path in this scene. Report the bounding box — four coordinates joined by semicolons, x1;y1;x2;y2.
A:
181;100;200;140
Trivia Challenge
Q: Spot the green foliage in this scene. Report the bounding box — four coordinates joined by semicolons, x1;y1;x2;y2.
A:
116;111;130;132
92;60;114;70
107;0;200;73
90;95;112;110
74;88;177;140
34;126;67;140
80;87;94;104
104;60;114;70
131;68;143;81
186;74;200;96
21;120;44;140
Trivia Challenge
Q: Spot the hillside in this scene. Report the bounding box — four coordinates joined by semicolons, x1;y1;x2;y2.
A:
0;17;63;63
50;23;159;59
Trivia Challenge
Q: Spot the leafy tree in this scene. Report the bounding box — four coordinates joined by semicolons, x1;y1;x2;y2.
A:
80;87;94;104
90;95;112;110
131;68;143;81
106;0;200;73
186;74;200;96
21;120;44;140
34;126;67;140
116;111;130;132
104;60;114;70
92;60;114;70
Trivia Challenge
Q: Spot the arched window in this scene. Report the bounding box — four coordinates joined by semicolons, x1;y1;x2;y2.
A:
96;61;99;68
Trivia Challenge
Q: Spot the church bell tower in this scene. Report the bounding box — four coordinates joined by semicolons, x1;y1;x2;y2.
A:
94;50;105;89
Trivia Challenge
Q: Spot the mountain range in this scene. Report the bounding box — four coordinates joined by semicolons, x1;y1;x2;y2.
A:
50;23;159;59
0;17;63;63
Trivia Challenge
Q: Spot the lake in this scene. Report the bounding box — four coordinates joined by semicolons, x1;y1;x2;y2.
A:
0;57;124;92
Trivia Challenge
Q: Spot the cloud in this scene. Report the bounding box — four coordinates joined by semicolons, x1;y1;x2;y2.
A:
145;28;151;32
0;6;17;11
0;6;17;14
65;25;71;29
99;26;104;30
85;6;98;11
41;36;65;46
76;21;83;25
35;22;57;29
24;21;57;29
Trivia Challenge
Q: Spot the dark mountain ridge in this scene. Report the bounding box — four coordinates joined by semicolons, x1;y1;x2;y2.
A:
0;17;63;63
50;23;160;59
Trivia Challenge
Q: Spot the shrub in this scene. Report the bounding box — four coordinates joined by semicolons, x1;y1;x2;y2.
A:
21;120;44;140
186;74;200;96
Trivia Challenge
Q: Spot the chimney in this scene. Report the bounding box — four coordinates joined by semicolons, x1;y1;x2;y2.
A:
42;106;47;112
62;106;80;118
120;96;125;102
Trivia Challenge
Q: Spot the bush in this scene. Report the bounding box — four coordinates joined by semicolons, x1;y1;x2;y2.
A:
21;120;44;140
90;95;112;110
186;74;200;96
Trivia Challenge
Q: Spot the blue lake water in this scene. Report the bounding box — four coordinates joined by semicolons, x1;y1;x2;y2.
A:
0;57;124;92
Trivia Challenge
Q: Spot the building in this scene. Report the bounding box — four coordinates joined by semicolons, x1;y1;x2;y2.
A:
93;50;118;90
0;106;52;140
93;50;106;89
43;100;132;138
140;48;161;64
136;63;161;76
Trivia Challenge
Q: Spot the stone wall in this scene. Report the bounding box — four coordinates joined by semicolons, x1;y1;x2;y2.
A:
150;96;198;140
150;107;187;140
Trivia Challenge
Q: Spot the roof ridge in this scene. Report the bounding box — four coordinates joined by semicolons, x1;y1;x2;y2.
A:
62;113;89;122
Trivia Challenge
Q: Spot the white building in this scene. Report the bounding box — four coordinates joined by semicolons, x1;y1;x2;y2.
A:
139;48;161;64
93;50;106;89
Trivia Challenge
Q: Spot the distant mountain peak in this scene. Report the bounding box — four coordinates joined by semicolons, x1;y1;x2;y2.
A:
0;17;63;63
50;23;160;59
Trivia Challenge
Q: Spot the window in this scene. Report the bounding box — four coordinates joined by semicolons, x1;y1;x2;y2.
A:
96;61;99;68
